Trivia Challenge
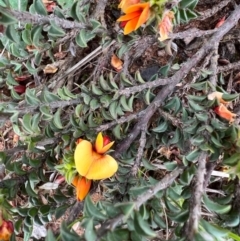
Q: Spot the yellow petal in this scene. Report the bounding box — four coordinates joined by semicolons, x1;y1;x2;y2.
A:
99;141;115;154
85;154;118;180
95;132;103;153
74;140;93;177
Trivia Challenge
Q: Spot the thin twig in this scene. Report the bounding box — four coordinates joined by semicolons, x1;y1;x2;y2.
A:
217;60;240;73
2;7;89;29
170;28;217;40
184;152;207;240
197;0;232;20
15;99;81;115
131;129;147;176
209;46;220;86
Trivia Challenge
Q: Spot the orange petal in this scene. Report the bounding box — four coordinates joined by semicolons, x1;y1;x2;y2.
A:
85;154;118;180
135;3;150;30
117;11;141;22
214;103;236;122
73;176;91;201
125;3;149;13
74;140;93;177
124;16;139;34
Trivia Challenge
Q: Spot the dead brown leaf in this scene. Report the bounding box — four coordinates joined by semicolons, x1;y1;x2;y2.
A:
111;54;123;71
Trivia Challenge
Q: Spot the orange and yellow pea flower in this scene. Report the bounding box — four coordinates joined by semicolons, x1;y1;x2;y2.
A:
72;176;91;201
214;103;236;123
74;132;118;180
117;2;150;35
0;219;14;241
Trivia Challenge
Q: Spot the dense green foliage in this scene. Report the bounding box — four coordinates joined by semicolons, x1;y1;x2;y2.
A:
0;0;240;240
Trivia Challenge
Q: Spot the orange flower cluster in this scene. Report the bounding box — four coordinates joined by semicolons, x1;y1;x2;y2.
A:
208;91;236;123
117;0;175;40
0;219;13;241
117;0;150;35
72;133;118;201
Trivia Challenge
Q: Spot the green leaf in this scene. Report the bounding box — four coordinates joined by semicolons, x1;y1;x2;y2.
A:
223;153;240;166
191;81;208;91
60;221;79;241
203;194;231;214
188;100;205;111
48;21;65;37
40;106;53;121
22;113;34;134
185;149;201;162
25;88;40;105
120;95;132;112
70;1;85;22
112;124;122;139
90;19;101;32
75;31;87;48
180;0;198;9
5;25;19;42
34;51;43;66
222;93;239;102
201;219;228;239
12;124;22;136
133;212;156;237
76;29;95;48
31;25;43;47
33;0;47;15
25;181;38;198
57;0;75;9
6;72;18;86
99;75;111;91
25;60;38;74
168;209;189;223
186;8;198;19
53;108;64;129
55;205;69;219
84;218;97;241
22;29;32;45
45;230;57;241
115;202;135;217
152;120;168;133
91;84;103;95
0;10;17;24
109;101;118;119
84;195;107;221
